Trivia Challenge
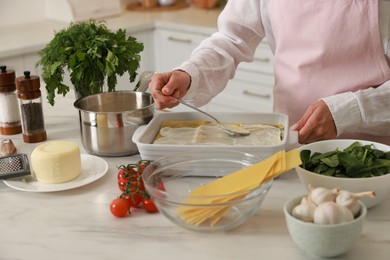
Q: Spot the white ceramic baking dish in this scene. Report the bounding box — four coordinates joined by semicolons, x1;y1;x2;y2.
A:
132;111;298;161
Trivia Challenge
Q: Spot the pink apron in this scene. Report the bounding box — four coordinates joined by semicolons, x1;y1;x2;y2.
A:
269;0;390;144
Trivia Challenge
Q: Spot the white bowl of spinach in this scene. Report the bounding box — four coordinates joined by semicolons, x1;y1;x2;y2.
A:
296;139;390;208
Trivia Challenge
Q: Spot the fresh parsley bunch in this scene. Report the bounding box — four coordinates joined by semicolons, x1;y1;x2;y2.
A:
37;20;144;105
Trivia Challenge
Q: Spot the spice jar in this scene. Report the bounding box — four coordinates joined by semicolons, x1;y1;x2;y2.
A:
0;65;22;135
16;71;47;143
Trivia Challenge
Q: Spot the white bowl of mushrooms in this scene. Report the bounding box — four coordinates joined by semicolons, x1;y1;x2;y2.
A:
284;186;368;258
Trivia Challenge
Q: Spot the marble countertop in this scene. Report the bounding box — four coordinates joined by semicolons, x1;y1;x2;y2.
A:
0;5;220;59
0;88;389;260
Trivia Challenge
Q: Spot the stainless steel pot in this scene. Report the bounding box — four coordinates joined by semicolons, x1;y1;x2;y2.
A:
74;90;155;157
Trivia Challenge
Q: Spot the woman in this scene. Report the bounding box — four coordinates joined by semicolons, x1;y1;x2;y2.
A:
149;0;390;144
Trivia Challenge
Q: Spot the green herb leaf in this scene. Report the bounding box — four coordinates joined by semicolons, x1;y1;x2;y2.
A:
37;20;144;105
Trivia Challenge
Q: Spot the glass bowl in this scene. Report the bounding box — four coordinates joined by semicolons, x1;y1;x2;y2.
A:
142;150;273;232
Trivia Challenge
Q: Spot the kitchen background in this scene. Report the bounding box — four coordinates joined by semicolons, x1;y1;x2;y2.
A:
1;0;161;27
2;0;47;27
1;3;389;259
1;0;273;113
1;0;226;27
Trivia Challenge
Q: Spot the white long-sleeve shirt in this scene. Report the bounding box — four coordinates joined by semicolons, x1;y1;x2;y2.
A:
179;0;390;143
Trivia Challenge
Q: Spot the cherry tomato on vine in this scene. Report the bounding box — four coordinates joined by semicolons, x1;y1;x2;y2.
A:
138;163;148;173
122;190;143;208
131;192;143;208
117;170;125;180
110;198;130;218
111;160;155;218
125;170;138;182
142;198;158;213
138;180;145;192
120;194;133;208
117;165;136;180
117;177;128;192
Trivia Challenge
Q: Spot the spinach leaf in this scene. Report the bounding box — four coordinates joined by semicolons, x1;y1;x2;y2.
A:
321;153;339;168
300;149;311;169
299;142;390;178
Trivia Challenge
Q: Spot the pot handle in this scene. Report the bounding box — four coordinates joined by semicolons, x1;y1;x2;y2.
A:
133;71;156;92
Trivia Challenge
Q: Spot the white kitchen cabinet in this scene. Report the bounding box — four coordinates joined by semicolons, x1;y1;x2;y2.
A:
25;53;43;76
1;53;41;77
208;41;275;113
116;29;155;91
153;28;211;112
154;29;209;72
153;28;275;113
135;29;155;74
1;56;23;74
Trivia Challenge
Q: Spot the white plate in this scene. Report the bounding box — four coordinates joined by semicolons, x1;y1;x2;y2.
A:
3;154;108;192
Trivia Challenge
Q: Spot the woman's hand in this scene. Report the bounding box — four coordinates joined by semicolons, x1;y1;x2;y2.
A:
148;70;191;110
291;100;337;144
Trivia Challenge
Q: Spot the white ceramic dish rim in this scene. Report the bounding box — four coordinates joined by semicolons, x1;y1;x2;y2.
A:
133;111;298;161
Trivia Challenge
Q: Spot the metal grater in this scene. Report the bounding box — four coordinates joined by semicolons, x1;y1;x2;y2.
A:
0;154;31;180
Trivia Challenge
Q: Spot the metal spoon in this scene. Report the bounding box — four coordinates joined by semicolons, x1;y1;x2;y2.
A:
133;71;155;92
155;90;250;137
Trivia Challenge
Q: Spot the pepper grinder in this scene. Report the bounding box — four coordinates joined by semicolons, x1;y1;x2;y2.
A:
0;65;22;135
15;71;47;143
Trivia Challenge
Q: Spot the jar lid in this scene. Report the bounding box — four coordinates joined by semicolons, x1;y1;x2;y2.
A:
0;65;16;90
16;71;41;93
0;84;16;93
18;90;41;100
